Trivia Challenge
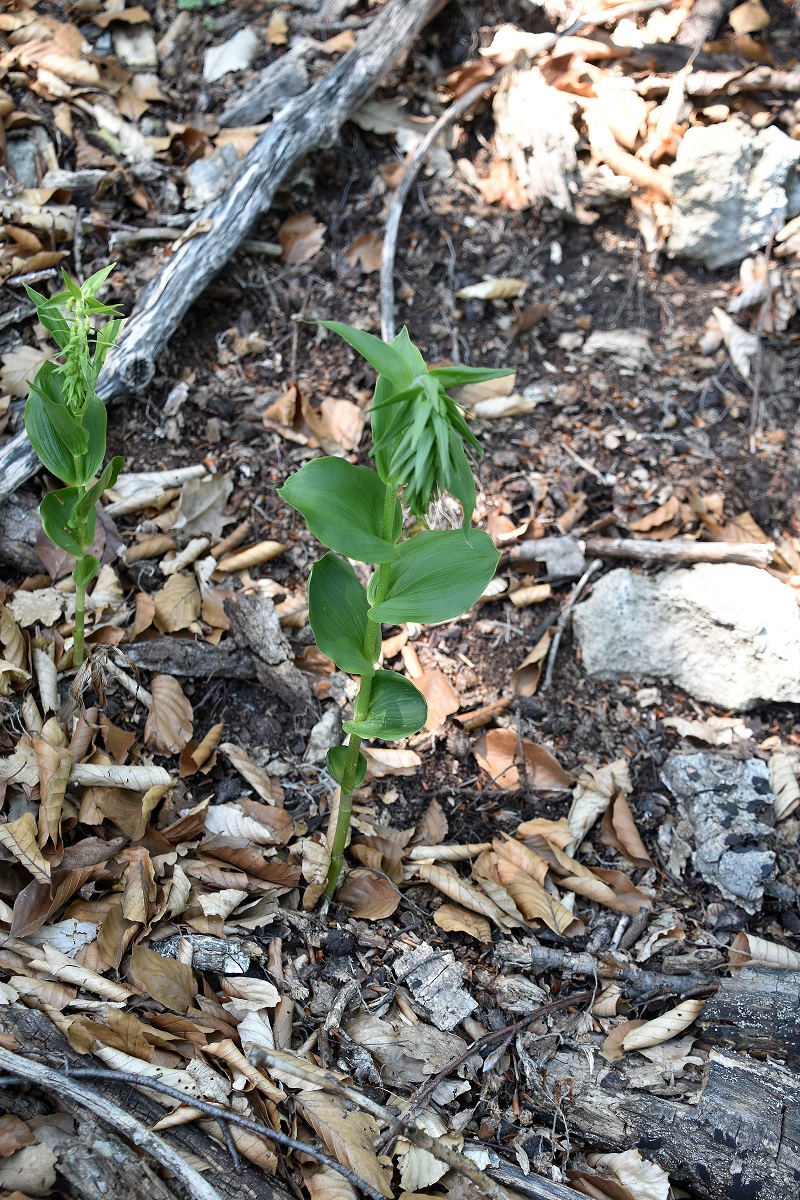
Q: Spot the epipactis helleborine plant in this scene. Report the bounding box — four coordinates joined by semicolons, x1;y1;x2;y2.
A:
280;322;513;898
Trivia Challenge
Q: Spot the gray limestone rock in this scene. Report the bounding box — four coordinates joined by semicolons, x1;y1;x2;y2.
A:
660;752;775;912
667;121;800;269
572;564;800;711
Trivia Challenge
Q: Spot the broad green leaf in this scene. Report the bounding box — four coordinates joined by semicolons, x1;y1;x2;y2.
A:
343;670;427;740
82;393;109;480
72;456;124;526
279;458;400;563
61;269;83;302
429;365;516;388
81;263;115;297
391;326;427;376
39;487;84;556
73;554;99;588
24;287;71;349
25;372;88;484
308;553;375;675
327;746;368;790
445;429;476;528
319;321;414;388
369;529;499;624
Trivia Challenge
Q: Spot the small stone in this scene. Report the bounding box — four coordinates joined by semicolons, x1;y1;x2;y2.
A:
204;27;261;84
305;708;342;766
635;687;662;708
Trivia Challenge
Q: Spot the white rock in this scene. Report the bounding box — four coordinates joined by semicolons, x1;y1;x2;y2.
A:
668;121;800;269
204;28;261;84
572;564;800;711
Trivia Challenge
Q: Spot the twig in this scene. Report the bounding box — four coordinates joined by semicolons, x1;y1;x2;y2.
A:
0;1048;225;1200
507;537;774;570
56;1066;386;1200
542;560;602;691
748;223;778;455
379;0;677;340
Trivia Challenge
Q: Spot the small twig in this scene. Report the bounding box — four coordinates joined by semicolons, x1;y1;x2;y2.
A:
0;1049;224;1200
542;559;602;691
31;1065;385;1200
748;223;778;455
219;1119;243;1174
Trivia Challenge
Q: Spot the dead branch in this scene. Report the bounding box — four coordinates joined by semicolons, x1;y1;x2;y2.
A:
0;0;444;504
0;1047;225;1200
639;65;800;97
508;537;774;569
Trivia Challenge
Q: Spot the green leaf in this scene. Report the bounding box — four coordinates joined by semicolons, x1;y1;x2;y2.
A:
24;287;71;349
39;487;84;556
445;431;477;528
308;553;376;674
81;392;108;480
369;529;499;625
370;329;428;483
72;455;124;526
279;458;400;563
61;269;83;303
391;326;427;376
73;554;99;589
81;263;115;298
343;670;427;740
25;371;88;484
429;365;516;388
319;321;415;388
92;318;125;373
326;746;367;790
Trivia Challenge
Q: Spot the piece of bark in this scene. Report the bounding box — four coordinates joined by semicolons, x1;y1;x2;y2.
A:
677;0;737;47
0;1005;289;1200
493;66;579;213
0;0;445;504
225;592;312;707
0;488;43;574
697;968;800;1059
508;537;773;569
542;1045;800;1200
219;44;311;126
126;637;258;680
639;65;800;97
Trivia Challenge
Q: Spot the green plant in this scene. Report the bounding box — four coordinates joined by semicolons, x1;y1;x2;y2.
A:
24;266;126;668
280;322;512;898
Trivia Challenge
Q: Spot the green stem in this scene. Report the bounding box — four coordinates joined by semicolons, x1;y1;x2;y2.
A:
73;564;86;668
324;480;400;900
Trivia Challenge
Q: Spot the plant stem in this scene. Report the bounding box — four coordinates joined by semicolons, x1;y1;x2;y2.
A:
73;564;86;668
324;480;400;899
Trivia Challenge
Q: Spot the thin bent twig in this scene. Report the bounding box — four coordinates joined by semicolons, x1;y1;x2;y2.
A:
542;559;603;691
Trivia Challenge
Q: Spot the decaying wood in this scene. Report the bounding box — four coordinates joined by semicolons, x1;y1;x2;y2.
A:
0;488;43;574
225;591;313;707
508;536;774;569
0;0;444;504
0;1006;290;1200
126;637;258;680
697;968;800;1059
219;43;311;127
677;0;736;47
640;65;800;97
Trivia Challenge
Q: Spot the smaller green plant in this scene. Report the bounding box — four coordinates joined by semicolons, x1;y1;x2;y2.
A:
280;322;513;899
24;266;126;667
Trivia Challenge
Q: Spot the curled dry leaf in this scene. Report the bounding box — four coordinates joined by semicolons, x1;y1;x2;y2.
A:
0;813;51;883
296;1091;393;1199
509;583;551;608
416;862;509;929
34;738;71;848
220;742;281;803
728;931;800;970
770;753;800;820
180;720;224;779
600;791;652;869
587;1148;671;1200
214;540;286;573
568;758;632;850
362;747;421;777
153;573;202;633
414;798;448;845
414;668;460;731
601;1018;647;1062
71;763;172;791
622;998;706;1052
473;728;572;791
433;902;492;943
493;835;548;885
516;816;573;848
511;629;552;697
303;1163;359;1200
144;674;193;756
409;843;489;862
496;863;583;936
337;868;400;919
456;277;526;300
130;944;196;1013
344;233;383;273
278;214;326;264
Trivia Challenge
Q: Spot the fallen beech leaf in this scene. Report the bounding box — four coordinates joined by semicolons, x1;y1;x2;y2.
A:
414;798;448;845
0;343;50;397
587;1148;670;1200
266;8;289;44
433;902;492;943
180;721;224;778
93;1043;201;1099
0;1140;56;1194
497;865;582;935
451;371;516;408
729;931;800;970
473;728;572;791
601;1018;647;1062
221;976;281;1008
34;738;71;848
568;758;632;850
515;816;573;847
629;494;682;535
509;582;551;608
338;869;400;919
304;1163;359;1200
471;392;540;418
8;587;68;628
493;835;548;884
345;233;383;273
413;668;459;731
28;944;131;1002
71;763;172;791
0;1113;35;1157
713;307;758;379
600;791;652;869
296;1091;393;1198
144;674;193;756
0;606;26;672
409;843;490;861
662;715;753;745
511;629;552;696
121;845;157;924
278;214;326;264
214;540;286;573
219;742;281;803
457;277;526;300
509;300;550;338
728;0;770;34
561;867;651;916
205;802;289;846
362;747;421;777
622;998;705;1051
0;813;51;883
416;862;510;928
130;944;196;1012
153;572;201;633
9;974;76;1010
770;753;800;820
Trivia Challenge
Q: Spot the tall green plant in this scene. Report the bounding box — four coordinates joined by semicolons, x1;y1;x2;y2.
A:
280;322;512;897
24;266;126;667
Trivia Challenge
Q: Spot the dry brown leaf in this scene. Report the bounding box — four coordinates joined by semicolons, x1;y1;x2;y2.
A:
510;629;552;697
214;541;286;573
0;1113;35;1157
266;8;289;43
303;1163;359;1200
362;747;421;777
0;813;51;883
180;721;224;779
433;902;492;943
0;343;50;397
492;835;548;885
473;728;572;791
770;753;800;820
451;371;516;409
129;944;195;1013
568;759;632;850
561;868;651;917
153;573;201;633
601;1019;647;1062
629;495;684;538
662;715;753;746
515;816;573;848
416;861;510;929
409;843;489;862
728;0;770;33
456;277;526;300
509;582;551;608
144;674;193;756
28;944;131;1002
344;233;383;273
414;799;448;846
0;606;26;672
34;738;71;849
337;869;400;919
600;791;652;869
219;742;281;803
278;214;326;264
296;1092;393;1198
622;999;705;1051
121;845;157;924
729;931;800;970
497;867;582;935
414;668;460;731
